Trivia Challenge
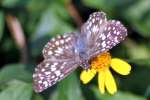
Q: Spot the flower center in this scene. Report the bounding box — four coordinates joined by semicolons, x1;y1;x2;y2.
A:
90;52;111;71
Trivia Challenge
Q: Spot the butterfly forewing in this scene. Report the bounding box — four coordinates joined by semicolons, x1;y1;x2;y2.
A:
101;20;127;49
81;12;127;57
81;12;107;45
80;12;107;56
33;60;78;92
42;33;76;60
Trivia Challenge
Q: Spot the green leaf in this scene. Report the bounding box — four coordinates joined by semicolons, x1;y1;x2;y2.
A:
82;0;132;15
32;2;74;40
1;0;25;7
124;0;150;37
0;11;4;41
119;66;150;95
59;0;71;5
32;94;44;100
0;64;32;83
49;73;85;100
30;2;74;57
92;86;146;100
145;85;150;98
49;90;59;100
26;0;51;12
0;80;33;100
82;0;114;13
125;40;150;59
128;59;150;66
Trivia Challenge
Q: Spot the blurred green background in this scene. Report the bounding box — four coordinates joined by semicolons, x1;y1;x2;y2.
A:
0;0;150;100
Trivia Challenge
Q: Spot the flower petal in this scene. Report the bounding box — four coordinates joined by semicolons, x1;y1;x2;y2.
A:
111;58;131;75
80;69;97;84
98;71;105;94
105;69;117;95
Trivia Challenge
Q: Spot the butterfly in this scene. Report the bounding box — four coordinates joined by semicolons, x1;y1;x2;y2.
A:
33;11;127;92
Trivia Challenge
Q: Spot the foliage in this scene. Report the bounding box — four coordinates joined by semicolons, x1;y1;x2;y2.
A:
0;0;150;100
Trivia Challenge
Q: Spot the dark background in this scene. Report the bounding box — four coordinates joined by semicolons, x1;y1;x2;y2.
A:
0;0;150;100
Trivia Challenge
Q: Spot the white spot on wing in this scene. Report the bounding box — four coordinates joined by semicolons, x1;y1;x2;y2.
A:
55;70;61;76
108;26;111;30
41;68;45;72
38;80;42;84
65;46;69;49
99;19;102;24
51;75;55;79
114;30;117;34
116;31;120;35
101;34;106;40
65;37;71;42
33;74;37;78
43;81;48;87
92;25;98;32
45;71;51;75
55;41;59;45
60;65;64;69
92;18;95;23
55;47;63;54
101;41;106;48
48;51;53;55
60;40;64;44
45;63;50;68
51;38;55;41
51;67;56;71
60;74;64;78
54;62;58;66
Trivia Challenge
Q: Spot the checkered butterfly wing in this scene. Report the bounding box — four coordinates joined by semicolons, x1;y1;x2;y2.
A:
42;34;76;60
33;33;79;92
81;12;127;57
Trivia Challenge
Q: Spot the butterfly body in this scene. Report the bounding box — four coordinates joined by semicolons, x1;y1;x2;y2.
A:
73;32;90;69
33;12;127;92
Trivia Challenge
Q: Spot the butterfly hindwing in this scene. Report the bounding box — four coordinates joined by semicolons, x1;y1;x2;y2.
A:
33;33;80;92
92;20;127;56
33;60;78;92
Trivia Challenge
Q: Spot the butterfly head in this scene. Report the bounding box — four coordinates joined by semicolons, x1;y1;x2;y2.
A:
78;51;90;70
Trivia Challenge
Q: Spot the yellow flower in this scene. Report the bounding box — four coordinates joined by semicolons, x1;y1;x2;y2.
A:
80;52;131;95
